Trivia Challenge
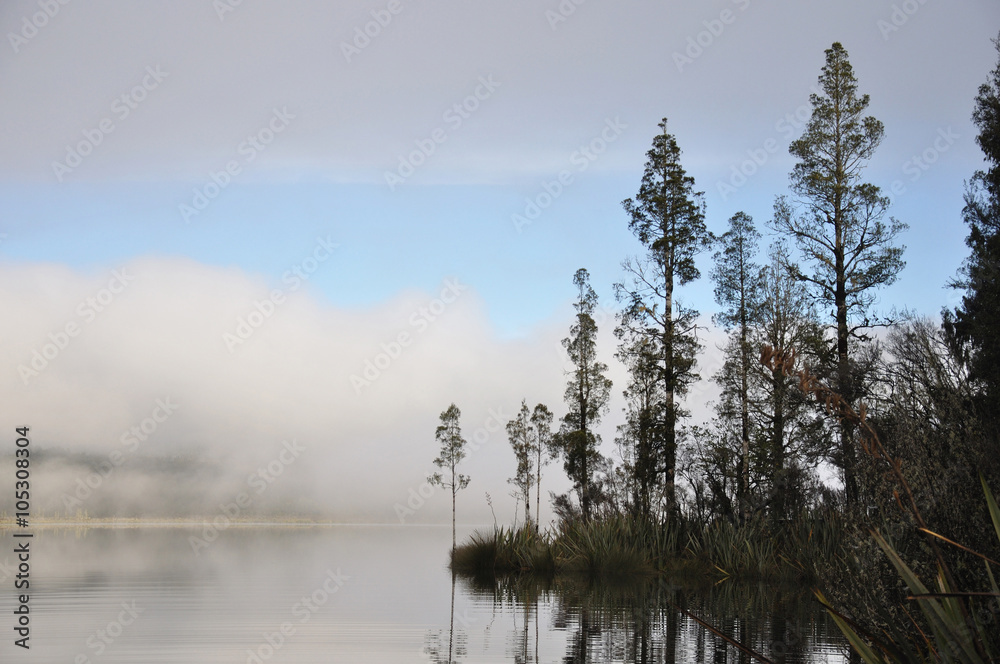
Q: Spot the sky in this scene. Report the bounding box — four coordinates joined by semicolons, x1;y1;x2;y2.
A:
0;0;997;525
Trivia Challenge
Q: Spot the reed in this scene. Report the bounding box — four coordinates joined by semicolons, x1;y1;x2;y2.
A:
450;525;556;575
450;512;843;582
553;517;655;576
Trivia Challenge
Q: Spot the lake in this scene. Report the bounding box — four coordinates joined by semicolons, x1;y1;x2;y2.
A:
0;525;848;662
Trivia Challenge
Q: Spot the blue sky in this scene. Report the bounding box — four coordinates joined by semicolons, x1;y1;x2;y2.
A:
1;0;998;522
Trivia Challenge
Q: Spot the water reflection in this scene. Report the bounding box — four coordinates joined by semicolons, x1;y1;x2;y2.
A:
424;572;470;663
0;526;847;662
451;573;848;664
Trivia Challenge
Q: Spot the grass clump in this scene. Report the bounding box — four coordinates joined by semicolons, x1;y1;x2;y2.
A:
555;518;654;577
451;525;555;576
451;520;654;578
451;512;849;583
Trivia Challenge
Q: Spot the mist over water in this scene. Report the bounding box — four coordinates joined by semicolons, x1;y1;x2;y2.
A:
0;525;847;663
0;259;600;525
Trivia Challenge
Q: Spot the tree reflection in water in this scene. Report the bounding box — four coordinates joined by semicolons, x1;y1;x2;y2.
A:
424;570;469;663
432;573;848;664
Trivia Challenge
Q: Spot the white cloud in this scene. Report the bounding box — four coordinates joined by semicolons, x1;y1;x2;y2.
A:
0;257;586;522
0;256;733;523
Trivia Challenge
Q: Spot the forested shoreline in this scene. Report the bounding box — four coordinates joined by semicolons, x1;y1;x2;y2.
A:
431;40;1000;661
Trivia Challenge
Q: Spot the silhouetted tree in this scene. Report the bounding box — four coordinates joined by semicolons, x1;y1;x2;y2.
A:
506;400;534;527
616;118;712;516
428;403;470;552
558;268;612;522
530;403;556;529
614;335;665;521
710;211;764;521
773;43;906;508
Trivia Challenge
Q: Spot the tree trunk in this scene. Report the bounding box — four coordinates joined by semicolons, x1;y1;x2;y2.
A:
772;366;786;522
664;254;677;517
581;384;590;522
833;91;858;510
835;239;857;508
739;295;750;523
536;450;542;531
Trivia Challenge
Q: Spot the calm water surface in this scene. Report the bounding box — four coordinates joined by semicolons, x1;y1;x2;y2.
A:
0;525;848;662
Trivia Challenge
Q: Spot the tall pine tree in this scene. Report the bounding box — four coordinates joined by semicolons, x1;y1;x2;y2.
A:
773;43;906;508
710;211;764;522
558;268;612;522
616;118;712;516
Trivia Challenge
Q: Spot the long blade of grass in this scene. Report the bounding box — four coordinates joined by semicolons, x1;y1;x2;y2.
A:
899;604;936;659
907;592;1000;599
827;613;886;663
918;527;1000;565
815;590;911;663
